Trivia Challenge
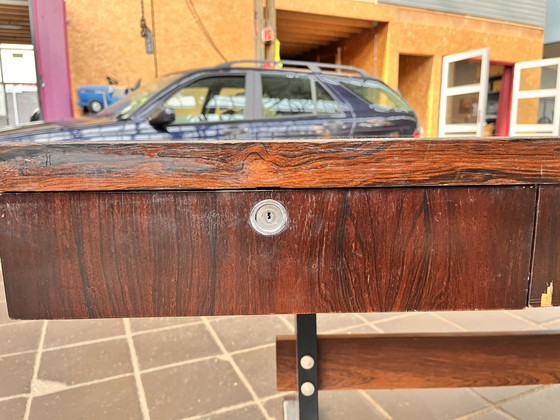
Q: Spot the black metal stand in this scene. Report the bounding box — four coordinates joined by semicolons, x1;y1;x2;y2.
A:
296;314;319;420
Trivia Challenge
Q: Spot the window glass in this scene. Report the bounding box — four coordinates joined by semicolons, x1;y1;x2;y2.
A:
98;72;184;119
447;60;481;88
164;76;245;123
519;65;557;91
516;97;554;125
445;93;479;124
341;79;412;112
262;74;340;117
315;83;341;114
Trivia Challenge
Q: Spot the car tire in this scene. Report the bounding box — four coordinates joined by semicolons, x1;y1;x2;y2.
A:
88;100;103;113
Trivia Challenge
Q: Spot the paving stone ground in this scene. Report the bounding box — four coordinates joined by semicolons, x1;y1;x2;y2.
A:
1;278;560;419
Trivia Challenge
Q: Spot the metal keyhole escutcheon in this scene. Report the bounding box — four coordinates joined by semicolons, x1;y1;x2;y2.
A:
249;199;288;236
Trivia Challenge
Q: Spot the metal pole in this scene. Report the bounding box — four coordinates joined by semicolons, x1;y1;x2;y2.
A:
12;87;19;126
28;0;44;120
296;314;319;420
0;47;9;126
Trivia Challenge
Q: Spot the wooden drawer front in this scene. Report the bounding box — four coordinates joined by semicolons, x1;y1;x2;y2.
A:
0;187;535;319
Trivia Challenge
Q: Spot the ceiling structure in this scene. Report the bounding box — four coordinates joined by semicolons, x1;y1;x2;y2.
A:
0;0;31;45
277;11;374;59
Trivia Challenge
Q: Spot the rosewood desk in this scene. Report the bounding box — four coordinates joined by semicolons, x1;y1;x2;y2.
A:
0;138;559;419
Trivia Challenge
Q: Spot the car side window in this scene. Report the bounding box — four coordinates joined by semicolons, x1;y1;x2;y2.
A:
164;76;246;124
340;79;412;112
261;74;340;117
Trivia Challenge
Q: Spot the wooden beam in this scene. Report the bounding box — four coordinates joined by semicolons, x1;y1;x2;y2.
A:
1;138;560;192
0;29;31;36
277;11;373;29
0;35;32;43
0;31;30;38
278;33;343;44
281;47;309;53
280;40;331;49
0;16;30;24
280;44;309;51
277;20;364;36
278;25;362;38
277;332;560;390
0;5;29;17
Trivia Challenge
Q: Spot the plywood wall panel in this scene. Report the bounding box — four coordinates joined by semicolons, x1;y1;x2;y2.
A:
65;0;157;116
65;0;255;117
398;55;433;133
340;27;376;76
152;0;255;75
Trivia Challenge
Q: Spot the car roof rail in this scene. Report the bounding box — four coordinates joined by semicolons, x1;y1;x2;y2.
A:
215;59;372;78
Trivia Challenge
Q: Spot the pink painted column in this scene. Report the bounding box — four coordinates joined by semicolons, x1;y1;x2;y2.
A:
31;0;73;121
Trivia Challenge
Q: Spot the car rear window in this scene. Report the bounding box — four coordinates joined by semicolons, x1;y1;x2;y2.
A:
340;79;412;113
261;74;340;117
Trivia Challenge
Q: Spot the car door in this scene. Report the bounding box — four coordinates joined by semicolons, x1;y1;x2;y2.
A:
438;48;490;137
509;57;560;136
128;72;257;141
250;72;352;139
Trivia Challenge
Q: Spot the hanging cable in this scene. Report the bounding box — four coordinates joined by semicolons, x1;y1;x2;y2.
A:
184;0;228;61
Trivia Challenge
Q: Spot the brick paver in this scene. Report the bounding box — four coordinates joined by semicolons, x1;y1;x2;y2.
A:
1;279;559;419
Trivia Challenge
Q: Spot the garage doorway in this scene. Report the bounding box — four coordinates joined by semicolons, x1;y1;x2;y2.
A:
277;11;373;60
398;54;433;134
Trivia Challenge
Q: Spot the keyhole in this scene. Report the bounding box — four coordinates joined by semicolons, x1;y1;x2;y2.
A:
250;199;288;236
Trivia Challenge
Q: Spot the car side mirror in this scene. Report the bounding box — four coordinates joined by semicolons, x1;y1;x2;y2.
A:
149;107;175;130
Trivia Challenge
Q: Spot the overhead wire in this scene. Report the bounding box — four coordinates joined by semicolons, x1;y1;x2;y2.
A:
183;0;228;61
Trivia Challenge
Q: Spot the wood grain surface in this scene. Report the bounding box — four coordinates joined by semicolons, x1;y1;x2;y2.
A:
0;186;535;319
276;332;560;390
530;185;560;307
1;138;560;192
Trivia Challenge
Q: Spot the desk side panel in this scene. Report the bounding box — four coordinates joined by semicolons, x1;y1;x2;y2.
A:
0;187;535;319
530;185;560;307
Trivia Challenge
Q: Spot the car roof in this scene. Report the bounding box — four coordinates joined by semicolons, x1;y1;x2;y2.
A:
215;60;373;78
164;60;375;80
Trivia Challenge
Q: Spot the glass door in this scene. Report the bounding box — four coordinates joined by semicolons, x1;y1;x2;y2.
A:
509;58;560;136
439;48;489;137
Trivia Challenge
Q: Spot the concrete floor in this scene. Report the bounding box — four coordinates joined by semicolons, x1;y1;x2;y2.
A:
1;277;560;420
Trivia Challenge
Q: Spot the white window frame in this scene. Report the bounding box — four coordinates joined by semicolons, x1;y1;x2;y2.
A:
509;58;560;137
439;48;489;137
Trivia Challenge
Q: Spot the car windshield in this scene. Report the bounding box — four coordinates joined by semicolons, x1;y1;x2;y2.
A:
96;73;185;120
340;79;413;113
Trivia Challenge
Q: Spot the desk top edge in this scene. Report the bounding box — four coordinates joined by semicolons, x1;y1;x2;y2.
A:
1;137;560;192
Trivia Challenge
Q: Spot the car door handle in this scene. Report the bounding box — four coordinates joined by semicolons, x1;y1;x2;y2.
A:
223;126;248;135
314;120;343;134
322;120;343;129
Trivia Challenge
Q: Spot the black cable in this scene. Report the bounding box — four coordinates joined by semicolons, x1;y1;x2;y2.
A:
184;0;228;61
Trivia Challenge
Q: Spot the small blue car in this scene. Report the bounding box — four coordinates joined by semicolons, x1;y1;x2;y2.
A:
77;77;140;113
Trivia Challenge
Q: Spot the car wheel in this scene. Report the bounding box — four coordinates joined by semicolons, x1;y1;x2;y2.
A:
88;100;103;113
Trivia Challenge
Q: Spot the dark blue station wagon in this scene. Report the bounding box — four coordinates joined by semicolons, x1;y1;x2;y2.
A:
0;60;420;142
